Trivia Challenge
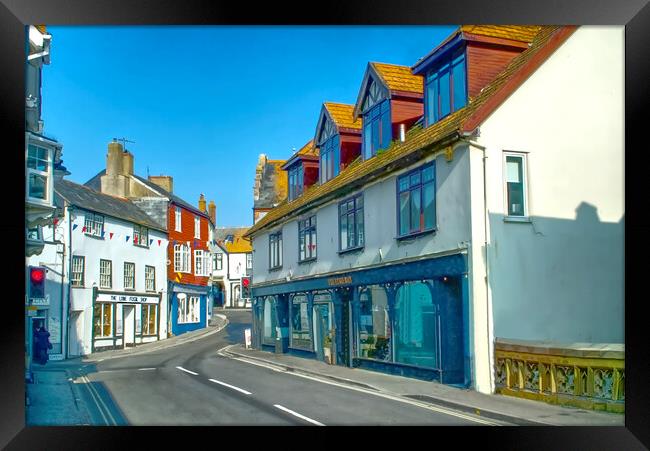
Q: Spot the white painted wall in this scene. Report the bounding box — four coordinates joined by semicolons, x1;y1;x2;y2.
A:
65;206;169;355
475;26;624;345
252;147;473;283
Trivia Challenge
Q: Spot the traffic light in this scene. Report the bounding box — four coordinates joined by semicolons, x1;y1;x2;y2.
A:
241;276;251;299
29;266;46;299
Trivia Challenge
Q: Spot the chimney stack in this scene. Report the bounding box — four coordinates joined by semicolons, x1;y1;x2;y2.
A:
198;194;206;212
101;139;130;197
208;200;216;225
148;175;173;193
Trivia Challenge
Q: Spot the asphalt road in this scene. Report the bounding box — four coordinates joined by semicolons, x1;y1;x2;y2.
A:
73;310;489;426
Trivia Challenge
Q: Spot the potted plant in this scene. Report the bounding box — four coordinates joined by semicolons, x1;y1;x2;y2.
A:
323;331;334;364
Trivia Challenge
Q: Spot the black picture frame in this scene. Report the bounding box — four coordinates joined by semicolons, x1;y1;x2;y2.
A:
3;0;648;448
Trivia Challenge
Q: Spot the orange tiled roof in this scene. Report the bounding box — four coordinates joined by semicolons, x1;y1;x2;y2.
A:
296;140;319;157
246;26;565;238
461;25;543;43
324;103;362;130
271;161;288;200
216;227;252;253
371;62;423;94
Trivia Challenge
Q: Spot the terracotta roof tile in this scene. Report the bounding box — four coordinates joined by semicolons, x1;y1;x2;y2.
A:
324;103;362;130
372;62;423;94
461;25;543;43
246;26;563;238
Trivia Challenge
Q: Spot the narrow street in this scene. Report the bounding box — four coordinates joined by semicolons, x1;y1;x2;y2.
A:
66;310;496;426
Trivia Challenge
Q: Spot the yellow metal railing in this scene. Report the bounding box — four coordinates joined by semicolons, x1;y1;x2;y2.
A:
494;339;624;413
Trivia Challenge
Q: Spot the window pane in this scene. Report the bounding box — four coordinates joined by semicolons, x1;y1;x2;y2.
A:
310;229;317;258
299;232;305;260
440;67;451;118
291;296;311;350
355;196;363;209
363;122;372;159
380;106;391;150
347;213;355;248
423;182;436;230
371;119;380;155
28;174;47;199
340;213;348;249
426;78;437;125
398;176;409;192
410;172;421;187
422;165;434;183
356;208;364;246
506;156;522;182
452;53;467;111
358;286;391;361
410;187;421;232
508;182;525;216
399;191;410;236
395;282;438;369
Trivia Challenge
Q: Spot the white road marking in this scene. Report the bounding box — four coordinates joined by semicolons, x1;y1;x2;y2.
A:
176;366;199;376
229;356;285;372
273;404;325;426
223;351;498;426
138;368;157;371
208;378;252;395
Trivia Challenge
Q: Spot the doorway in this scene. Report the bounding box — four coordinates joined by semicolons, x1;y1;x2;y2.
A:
68;311;84;357
30;316;47;364
313;303;332;363
123;305;136;348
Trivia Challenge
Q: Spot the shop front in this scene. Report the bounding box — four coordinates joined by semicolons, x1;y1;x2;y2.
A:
91;290;162;352
252;253;471;387
169;282;209;336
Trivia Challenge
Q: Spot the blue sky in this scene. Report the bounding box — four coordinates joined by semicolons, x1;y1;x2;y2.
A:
42;26;456;226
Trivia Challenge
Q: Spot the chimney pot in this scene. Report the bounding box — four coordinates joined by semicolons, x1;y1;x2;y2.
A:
208;200;216;225
198;194;207;212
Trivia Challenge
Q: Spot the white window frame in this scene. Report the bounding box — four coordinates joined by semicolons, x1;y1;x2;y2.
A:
246;253;253;270
71;255;85;287
99;259;112;289
195;250;203;276
174;244;190;273
26;143;52;205
84;212;105;238
214;253;223;271
194;216;201;239
503;151;530;220
175;207;182;232
145;265;155;292
124;262;135;290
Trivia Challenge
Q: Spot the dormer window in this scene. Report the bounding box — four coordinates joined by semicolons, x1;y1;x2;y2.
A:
288;163;304;201
362;99;391;160
425;47;467;126
319;135;340;184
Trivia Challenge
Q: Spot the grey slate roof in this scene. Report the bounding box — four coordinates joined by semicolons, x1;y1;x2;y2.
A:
55;179;167;232
85;170;210;220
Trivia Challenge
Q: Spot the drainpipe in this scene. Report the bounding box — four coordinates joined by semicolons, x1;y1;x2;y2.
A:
461;132;494;393
66;204;74;358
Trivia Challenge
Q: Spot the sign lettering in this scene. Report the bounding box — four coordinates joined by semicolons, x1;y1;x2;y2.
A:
327;276;352;286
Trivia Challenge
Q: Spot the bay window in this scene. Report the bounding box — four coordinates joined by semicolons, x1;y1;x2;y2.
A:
319;135;340;183
26;144;51;202
363;100;391;160
425;47;467;126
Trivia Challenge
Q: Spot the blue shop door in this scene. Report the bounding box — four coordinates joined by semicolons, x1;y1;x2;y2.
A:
313;303;332;363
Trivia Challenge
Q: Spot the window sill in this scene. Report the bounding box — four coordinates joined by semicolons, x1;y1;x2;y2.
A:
72;285;84;289
84;233;105;240
268;266;283;272
396;228;436;242
99;286;112;290
503;216;532;223
338;246;364;255
298;257;317;265
124;288;135;292
134;244;149;249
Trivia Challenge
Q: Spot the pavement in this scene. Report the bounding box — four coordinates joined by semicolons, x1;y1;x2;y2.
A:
25;312;231;425
219;343;625;426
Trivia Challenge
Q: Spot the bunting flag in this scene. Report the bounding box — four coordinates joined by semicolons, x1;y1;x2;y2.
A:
72;224;78;230
158;239;161;246
125;236;130;242
149;239;154;245
134;235;138;244
101;231;106;238
110;232;114;239
82;226;87;232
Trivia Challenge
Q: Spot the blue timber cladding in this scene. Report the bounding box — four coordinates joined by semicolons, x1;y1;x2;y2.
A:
252;252;466;297
169;282;209;336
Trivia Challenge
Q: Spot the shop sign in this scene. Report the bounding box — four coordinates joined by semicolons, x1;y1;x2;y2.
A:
30;296;49;306
327;275;352;286
97;293;158;304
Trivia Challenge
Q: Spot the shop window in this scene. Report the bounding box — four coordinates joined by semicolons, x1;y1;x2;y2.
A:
93;303;113;338
358;285;391;361
290;294;312;350
395;282;439;370
142;304;157;335
178;294;200;324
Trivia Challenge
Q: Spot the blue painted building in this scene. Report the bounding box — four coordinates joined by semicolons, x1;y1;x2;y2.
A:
168;282;210;336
